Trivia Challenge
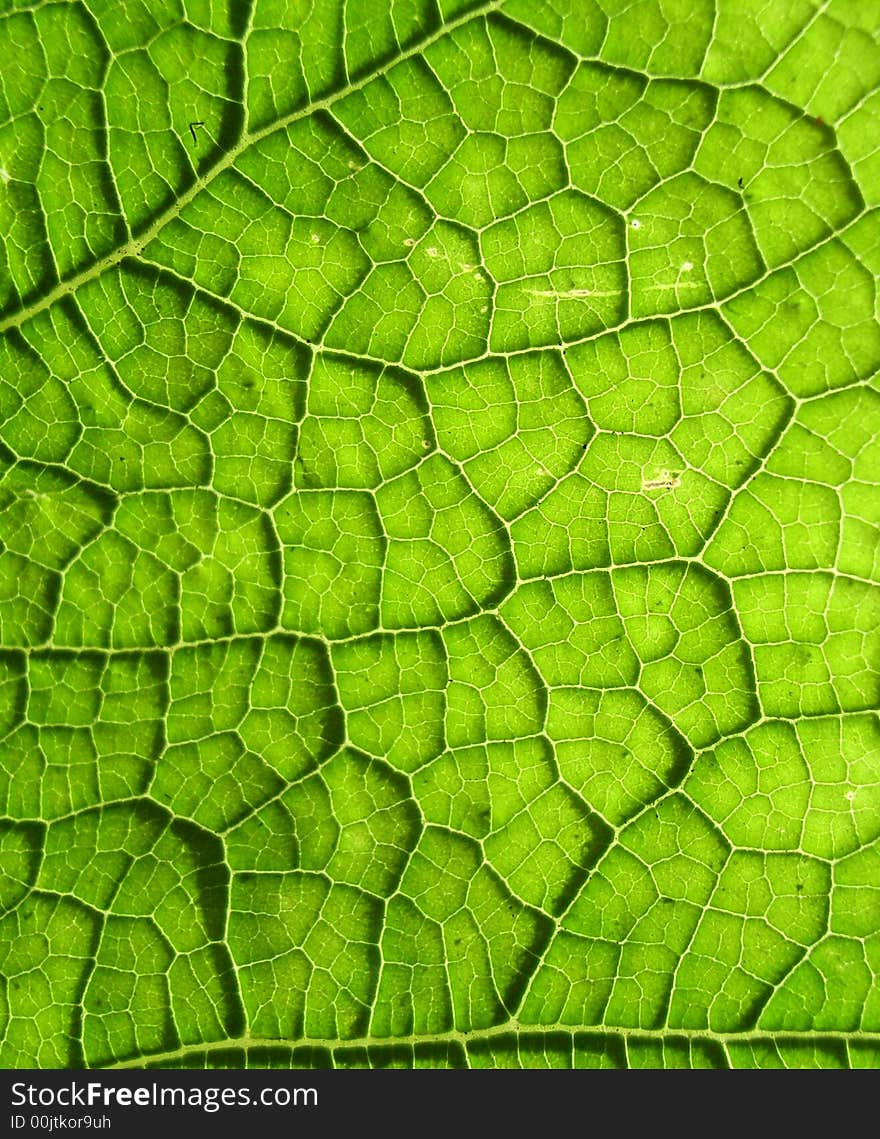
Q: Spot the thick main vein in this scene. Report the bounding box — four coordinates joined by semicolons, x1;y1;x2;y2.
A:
105;1024;880;1069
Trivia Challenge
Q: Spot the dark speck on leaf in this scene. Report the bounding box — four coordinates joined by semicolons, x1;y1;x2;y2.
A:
796;883;804;891
737;177;744;189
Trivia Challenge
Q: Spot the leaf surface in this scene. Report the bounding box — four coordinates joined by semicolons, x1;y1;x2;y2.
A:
1;0;879;1070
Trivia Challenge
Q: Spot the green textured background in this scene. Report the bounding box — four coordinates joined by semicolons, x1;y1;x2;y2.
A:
0;0;879;1069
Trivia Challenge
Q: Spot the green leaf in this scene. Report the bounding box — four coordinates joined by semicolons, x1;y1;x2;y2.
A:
1;0;878;1071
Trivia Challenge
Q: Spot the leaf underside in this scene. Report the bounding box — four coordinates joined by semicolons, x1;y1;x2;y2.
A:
1;0;879;1070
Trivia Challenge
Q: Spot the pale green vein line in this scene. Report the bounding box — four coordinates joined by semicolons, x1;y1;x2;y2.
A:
105;1024;880;1069
0;0;503;337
